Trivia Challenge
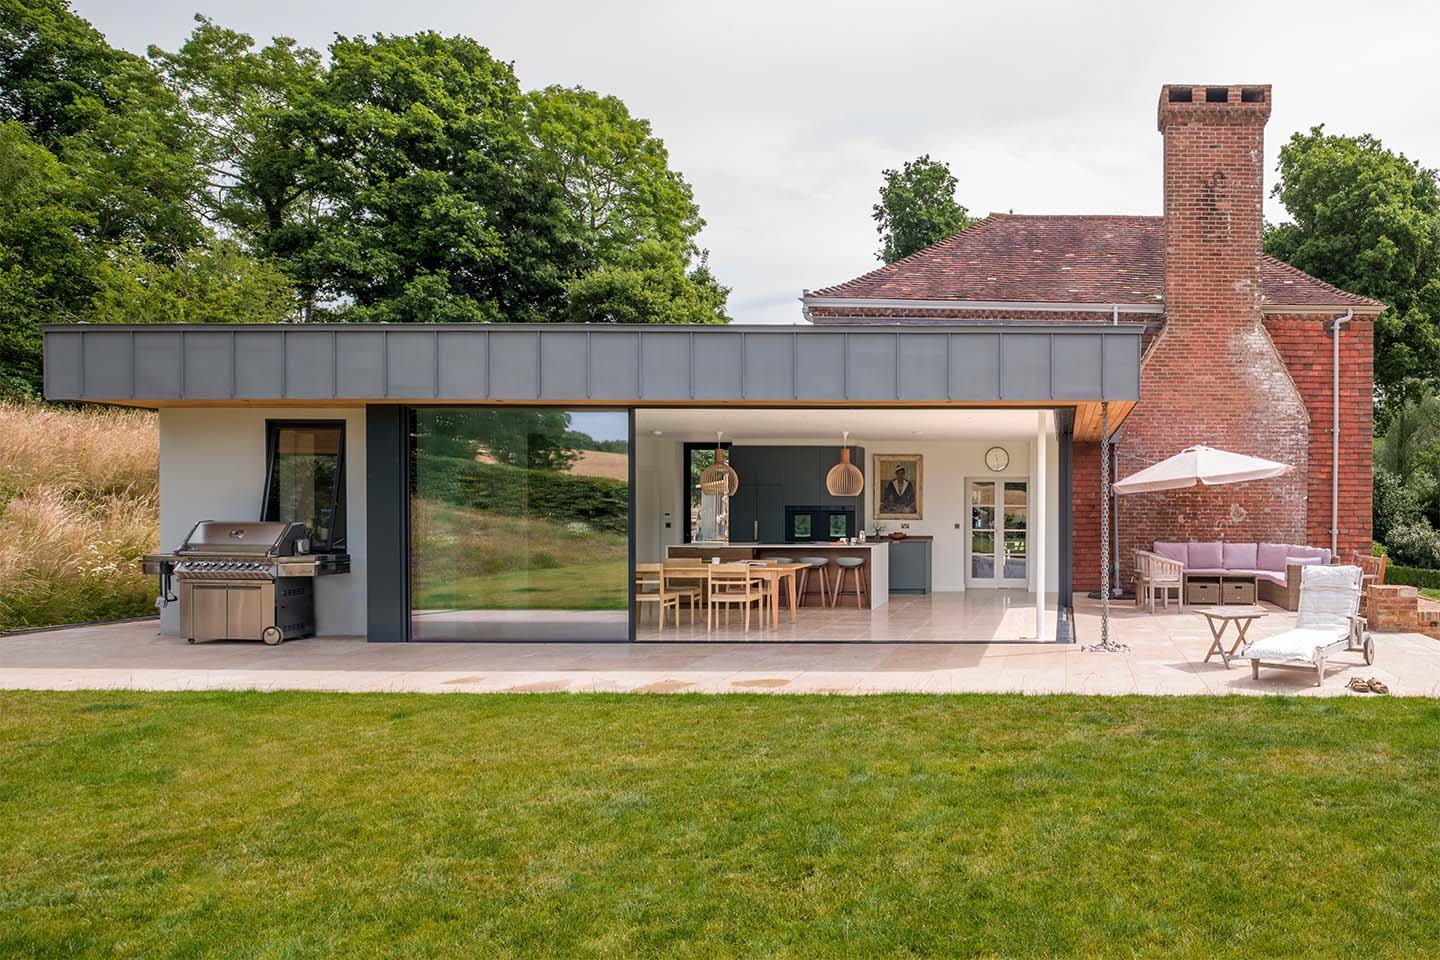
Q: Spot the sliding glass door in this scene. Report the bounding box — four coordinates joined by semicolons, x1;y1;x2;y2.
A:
409;408;630;641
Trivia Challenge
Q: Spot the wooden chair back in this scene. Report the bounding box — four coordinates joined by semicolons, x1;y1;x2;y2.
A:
708;563;760;599
1350;552;1387;589
635;562;665;595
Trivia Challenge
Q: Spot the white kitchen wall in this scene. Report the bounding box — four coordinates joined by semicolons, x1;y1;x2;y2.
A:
632;434;685;562
862;436;1060;593
157;407;367;636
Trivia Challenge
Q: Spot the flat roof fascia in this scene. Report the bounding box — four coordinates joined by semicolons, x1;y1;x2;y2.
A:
41;322;1143;405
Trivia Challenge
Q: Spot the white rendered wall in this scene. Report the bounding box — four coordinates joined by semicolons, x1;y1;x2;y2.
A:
157;407;367;636
861;437;1060;594
632;435;684;563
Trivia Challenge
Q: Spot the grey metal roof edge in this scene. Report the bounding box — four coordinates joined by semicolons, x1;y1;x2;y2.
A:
40;320;1148;335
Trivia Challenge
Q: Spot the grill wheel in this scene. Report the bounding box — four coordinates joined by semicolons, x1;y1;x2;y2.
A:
261;626;284;646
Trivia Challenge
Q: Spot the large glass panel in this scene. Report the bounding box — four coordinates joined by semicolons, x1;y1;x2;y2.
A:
410;408;630;641
264;422;344;550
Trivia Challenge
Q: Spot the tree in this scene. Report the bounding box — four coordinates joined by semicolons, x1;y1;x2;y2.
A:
0;120;95;396
563;241;729;324
873;154;973;263
1;0;204;259
89;238;296;325
298;31;577;323
149;17;329;311
1265;126;1440;417
526;85;702;269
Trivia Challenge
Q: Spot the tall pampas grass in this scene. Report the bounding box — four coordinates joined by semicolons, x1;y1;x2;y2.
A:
0;402;159;630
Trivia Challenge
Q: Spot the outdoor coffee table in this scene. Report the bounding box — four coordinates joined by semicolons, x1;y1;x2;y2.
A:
1197;606;1267;668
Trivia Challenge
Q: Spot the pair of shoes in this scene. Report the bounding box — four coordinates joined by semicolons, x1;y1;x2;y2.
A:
1346;676;1390;694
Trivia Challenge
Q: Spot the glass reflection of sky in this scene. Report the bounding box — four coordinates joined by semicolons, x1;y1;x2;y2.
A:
567;411;629;445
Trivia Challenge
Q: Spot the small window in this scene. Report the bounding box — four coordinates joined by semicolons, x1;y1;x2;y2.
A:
263;421;346;551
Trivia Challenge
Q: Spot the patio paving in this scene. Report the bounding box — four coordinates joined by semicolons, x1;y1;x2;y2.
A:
2;596;1437;696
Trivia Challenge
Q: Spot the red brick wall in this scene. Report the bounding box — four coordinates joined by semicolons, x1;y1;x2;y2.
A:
1265;313;1374;557
1113;85;1310;579
1071;440;1101;592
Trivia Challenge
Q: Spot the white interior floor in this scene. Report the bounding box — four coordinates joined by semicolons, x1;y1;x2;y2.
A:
635;590;1052;643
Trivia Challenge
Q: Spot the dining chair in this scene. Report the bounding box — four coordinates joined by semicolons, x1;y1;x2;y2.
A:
707;563;766;634
661;561;705;622
634;563;680;634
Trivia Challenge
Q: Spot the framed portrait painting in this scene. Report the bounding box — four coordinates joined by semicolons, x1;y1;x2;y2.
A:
873;454;922;520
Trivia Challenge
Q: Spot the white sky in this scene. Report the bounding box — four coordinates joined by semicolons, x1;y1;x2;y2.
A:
78;0;1440;324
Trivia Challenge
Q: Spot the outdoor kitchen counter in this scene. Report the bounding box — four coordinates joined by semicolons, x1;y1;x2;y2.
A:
666;542;889;609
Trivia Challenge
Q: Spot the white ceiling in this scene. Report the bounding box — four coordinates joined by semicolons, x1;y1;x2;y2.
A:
634;408;1051;442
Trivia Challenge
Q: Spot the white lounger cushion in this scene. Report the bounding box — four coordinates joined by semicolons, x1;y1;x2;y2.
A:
1240;564;1363;665
1241;627;1348;664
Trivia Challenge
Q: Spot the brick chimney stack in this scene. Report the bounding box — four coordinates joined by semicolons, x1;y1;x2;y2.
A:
1156;84;1272;326
1103;82;1309;589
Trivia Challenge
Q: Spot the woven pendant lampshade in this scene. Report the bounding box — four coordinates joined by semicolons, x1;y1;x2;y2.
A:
826;431;864;497
699;432;739;496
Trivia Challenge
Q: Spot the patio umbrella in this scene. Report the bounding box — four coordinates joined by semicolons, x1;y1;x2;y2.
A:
1113;445;1292;496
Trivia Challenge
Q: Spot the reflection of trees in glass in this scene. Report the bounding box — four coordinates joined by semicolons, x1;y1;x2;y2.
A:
417;409;582;470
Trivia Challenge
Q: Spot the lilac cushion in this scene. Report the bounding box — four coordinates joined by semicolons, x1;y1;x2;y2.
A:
1222;542;1258;570
1154;541;1188;566
1188;541;1223;570
1256;543;1290;572
1286;555;1323;569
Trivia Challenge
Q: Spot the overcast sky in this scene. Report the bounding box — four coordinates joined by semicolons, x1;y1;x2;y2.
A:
78;0;1440;325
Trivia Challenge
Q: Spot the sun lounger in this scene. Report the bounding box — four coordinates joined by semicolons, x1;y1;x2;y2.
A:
1238;564;1373;685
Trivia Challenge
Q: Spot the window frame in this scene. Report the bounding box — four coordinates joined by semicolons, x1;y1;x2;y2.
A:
261;419;347;552
682;440;731;544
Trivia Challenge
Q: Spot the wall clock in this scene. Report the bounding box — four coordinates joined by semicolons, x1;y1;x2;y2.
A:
985;446;1009;472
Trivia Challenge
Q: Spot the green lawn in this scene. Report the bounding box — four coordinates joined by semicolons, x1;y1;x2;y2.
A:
3;692;1439;958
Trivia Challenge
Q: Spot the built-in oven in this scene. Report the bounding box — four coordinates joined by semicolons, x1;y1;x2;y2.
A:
785;505;856;542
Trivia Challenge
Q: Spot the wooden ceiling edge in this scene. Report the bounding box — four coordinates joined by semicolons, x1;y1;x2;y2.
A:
55;398;1135;411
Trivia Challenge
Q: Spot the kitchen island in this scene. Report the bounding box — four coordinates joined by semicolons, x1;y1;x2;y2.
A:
666;541;889;608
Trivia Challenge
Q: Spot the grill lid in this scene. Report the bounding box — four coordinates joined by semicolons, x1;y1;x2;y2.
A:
177;520;306;556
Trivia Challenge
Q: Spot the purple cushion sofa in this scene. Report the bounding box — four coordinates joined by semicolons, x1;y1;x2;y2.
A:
1151;541;1332;609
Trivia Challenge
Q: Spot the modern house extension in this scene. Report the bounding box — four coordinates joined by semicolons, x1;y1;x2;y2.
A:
41;83;1380;646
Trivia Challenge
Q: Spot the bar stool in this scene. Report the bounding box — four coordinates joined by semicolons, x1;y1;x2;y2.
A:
831;556;867;609
797;556;831;609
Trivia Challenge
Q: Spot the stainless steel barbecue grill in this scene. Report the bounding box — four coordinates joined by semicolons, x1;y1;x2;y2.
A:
141;520;350;645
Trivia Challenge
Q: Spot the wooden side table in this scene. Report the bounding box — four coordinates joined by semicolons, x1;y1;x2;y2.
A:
1196;606;1267;668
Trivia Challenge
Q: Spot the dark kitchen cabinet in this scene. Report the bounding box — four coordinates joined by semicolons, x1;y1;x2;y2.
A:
888;538;932;594
730;481;783;543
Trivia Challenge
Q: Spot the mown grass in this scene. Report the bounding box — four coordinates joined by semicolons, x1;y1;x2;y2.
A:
0;402;158;630
2;691;1438;958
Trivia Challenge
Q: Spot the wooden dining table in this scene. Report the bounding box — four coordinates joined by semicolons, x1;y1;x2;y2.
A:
744;562;808;630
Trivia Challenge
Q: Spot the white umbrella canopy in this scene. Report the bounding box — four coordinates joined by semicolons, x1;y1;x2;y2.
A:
1113;445;1293;495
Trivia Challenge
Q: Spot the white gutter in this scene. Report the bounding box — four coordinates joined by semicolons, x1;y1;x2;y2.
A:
1331;309;1354;556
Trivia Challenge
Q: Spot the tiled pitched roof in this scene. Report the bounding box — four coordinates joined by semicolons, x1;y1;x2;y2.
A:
808;213;1385;311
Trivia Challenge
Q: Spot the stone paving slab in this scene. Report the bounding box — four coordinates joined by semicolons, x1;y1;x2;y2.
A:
2;598;1438;697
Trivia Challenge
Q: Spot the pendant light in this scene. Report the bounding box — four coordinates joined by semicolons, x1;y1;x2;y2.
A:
826;430;864;497
699;431;739;496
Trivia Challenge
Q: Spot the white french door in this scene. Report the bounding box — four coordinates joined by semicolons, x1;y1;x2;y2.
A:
966;479;1029;588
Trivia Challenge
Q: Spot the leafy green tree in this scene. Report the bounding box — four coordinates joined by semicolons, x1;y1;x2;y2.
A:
300;32;577;323
89;238;296;325
1;0;204;258
873;154;973;263
0;120;95;396
527;85;702;268
564;242;729;324
148;17;328;310
1265;126;1440;416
